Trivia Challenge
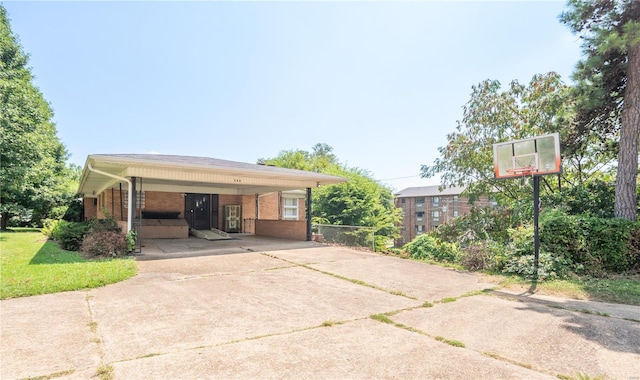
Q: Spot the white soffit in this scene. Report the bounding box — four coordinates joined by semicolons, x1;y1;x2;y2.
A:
78;154;347;196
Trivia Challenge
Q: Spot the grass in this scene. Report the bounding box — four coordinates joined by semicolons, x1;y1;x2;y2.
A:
434;336;466;348
486;273;640;306
370;314;466;348
1;229;137;299
95;364;114;380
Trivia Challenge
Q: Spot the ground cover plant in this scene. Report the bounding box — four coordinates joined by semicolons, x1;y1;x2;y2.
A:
402;206;640;306
0;229;137;299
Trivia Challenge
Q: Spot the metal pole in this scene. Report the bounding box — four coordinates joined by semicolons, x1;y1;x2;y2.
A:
306;188;312;241
533;175;540;280
372;228;375;252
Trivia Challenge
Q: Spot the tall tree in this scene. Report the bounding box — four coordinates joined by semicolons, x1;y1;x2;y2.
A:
561;0;640;221
420;73;580;205
0;5;73;229
259;144;402;249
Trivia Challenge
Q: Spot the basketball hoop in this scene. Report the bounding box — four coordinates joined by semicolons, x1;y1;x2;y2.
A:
505;166;537;177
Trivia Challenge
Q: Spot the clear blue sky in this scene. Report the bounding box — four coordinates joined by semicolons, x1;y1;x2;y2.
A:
4;1;583;192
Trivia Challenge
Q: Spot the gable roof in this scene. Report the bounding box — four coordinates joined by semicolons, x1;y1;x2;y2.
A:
395;185;466;198
78;154;347;197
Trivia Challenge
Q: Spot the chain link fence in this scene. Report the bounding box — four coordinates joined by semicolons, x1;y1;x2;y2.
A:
312;224;375;252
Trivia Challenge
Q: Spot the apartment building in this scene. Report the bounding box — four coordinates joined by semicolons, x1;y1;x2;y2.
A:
394;185;493;246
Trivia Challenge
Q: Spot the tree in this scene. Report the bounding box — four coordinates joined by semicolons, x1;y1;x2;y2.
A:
259;144;402;249
561;0;640;221
0;5;75;229
420;73;582;206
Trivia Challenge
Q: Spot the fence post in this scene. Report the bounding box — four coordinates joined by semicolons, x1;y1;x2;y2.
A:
371;227;375;252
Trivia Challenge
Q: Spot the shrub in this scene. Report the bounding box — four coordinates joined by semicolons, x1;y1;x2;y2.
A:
502;252;568;280
403;234;461;264
542;178;616;218
431;206;522;246
41;219;60;238
501;224;574;280
540;210;638;276
461;240;509;272
80;230;129;258
51;221;91;251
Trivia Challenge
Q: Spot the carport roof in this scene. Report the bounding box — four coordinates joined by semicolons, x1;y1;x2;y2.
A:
78;154;348;197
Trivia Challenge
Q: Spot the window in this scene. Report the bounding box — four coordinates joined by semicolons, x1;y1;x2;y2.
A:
416;211;424;221
453;195;459;204
416;197;425;207
432;210;440;222
453;210;459;217
432;196;440;206
401;198;406;204
283;198;299;220
123;191;146;209
416;225;424;234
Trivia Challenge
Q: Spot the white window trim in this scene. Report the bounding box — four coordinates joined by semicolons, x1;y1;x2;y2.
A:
283;197;299;220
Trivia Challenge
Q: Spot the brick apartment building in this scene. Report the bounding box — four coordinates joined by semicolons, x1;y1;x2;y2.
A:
394;185;494;246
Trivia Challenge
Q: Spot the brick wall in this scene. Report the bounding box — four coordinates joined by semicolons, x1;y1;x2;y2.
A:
255;219;307;241
258;193;279;220
93;189;184;221
83;198;98;220
395;194;493;247
242;195;257;233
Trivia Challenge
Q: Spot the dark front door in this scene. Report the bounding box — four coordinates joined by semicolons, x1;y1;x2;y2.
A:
185;193;211;230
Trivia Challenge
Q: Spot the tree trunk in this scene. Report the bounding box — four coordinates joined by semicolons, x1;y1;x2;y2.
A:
1;212;8;231
615;42;640;221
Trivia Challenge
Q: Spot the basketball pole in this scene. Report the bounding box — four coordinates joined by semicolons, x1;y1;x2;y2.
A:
533;175;540;281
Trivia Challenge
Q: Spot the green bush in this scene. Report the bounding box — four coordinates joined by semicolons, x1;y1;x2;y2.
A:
461;240;509;272
540;210;638;276
80;230;129;258
502;252;572;280
542;178;615;218
51;220;91;251
42;214;124;253
41;219;60;238
431;206;522;246
403;234;461;264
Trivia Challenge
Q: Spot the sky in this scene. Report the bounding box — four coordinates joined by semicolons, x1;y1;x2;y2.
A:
3;0;584;193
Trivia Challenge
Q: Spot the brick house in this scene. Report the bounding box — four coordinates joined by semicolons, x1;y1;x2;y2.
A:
78;154;346;243
394;185;494;246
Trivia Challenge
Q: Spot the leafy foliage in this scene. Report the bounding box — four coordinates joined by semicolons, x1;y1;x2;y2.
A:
430;206;522;246
420;73;574;203
540;210;639;275
561;0;640;221
259;143;402;251
49;220;91;251
0;6;79;229
80;230;129;258
414;204;639;280
403;234;461;264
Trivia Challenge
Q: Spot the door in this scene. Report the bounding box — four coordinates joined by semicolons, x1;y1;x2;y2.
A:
185;193;211;230
224;205;241;233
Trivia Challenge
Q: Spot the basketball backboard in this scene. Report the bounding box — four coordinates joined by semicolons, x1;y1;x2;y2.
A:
493;133;561;179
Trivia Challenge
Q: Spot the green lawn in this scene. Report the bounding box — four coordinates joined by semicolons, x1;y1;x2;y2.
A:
1;229;137;299
490;274;640;306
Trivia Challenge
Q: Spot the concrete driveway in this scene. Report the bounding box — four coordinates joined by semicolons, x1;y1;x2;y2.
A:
1;238;639;380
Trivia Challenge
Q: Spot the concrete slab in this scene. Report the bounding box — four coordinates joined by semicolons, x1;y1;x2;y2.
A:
88;264;419;363
0;291;100;380
111;319;555;380
392;294;640;379
2;244;639;380
264;245;379;264
137;235;321;260
301;253;496;301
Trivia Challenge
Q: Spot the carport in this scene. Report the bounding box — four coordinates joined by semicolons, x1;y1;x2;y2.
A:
77;154;347;247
